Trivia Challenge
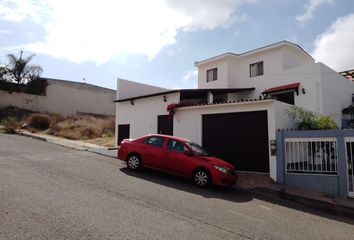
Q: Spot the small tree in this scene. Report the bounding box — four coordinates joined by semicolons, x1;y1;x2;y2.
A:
0;64;8;81
1;51;43;84
285;106;338;130
342;105;354;118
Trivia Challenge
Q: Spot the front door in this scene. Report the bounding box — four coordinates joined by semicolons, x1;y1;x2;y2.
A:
345;138;354;198
158;115;173;135
118;124;130;145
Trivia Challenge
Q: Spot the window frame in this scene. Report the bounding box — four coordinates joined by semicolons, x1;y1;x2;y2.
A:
249;61;264;78
206;68;218;82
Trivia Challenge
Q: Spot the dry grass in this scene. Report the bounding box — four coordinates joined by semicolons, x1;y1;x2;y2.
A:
0;107;115;146
51;115;115;140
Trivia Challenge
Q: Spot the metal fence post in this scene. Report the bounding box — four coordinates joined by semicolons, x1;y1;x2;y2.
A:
276;130;285;184
337;135;348;198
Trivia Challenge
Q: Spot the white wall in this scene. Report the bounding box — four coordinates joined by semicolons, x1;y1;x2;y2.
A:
197;46;351;124
274;101;297;130
173;100;278;180
320;63;353;125
115;92;180;144
197;57;230;89
117;78;167;100
281;45;313;69
0;80;116;116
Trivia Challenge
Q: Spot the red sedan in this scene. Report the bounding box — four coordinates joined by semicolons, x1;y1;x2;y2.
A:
118;134;237;187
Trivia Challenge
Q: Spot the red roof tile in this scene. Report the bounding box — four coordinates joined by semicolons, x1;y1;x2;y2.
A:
262;82;300;94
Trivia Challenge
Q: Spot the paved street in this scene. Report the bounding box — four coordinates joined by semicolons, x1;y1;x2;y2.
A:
1;134;354;240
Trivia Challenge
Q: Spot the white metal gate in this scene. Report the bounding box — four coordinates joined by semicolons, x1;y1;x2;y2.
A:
345;137;354;198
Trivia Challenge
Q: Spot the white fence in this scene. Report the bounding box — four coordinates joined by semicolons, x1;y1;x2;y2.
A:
285;138;338;174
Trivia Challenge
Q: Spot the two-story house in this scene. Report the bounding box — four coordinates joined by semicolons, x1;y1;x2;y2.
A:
115;41;353;181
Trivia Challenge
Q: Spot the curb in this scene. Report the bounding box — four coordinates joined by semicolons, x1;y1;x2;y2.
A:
16;131;48;142
16;131;88;151
248;187;354;218
87;149;117;159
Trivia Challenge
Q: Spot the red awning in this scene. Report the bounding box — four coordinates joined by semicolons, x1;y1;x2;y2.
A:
262;82;300;95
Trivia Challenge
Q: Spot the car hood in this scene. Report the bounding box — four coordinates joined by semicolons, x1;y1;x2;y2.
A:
200;156;234;169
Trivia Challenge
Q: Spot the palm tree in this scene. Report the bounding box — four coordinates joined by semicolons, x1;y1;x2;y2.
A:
3;51;43;84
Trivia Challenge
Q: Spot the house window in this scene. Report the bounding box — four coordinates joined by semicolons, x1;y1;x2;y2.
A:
206;68;217;82
250;61;263;77
271;91;295;105
213;93;227;103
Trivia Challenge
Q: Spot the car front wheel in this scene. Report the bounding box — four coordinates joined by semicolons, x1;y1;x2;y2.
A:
193;169;210;187
127;154;141;170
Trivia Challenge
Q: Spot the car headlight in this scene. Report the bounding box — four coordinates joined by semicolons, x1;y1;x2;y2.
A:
214;166;227;174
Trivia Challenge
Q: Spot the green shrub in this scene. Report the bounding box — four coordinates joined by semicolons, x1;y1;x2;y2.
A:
24;78;48;95
0;116;19;134
29;114;50;130
315;116;338;130
285;106;338;130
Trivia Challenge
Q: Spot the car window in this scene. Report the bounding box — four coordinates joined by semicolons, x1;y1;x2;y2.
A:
186;142;211;156
143;137;164;148
168;140;188;153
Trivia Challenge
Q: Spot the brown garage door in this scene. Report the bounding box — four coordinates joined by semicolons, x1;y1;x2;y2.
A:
202;111;269;172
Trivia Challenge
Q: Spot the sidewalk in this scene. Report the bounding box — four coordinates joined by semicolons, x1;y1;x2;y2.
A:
17;130;106;150
15;130;354;217
235;172;354;217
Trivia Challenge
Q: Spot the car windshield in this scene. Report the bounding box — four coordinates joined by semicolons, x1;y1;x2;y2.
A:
186;142;211;157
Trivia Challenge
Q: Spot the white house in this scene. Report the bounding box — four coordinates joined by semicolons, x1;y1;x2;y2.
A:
115;41;353;181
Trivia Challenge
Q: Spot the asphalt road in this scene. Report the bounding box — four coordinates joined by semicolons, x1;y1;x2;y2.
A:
1;134;354;240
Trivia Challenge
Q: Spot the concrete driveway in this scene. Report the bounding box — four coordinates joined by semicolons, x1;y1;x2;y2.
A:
1;134;354;240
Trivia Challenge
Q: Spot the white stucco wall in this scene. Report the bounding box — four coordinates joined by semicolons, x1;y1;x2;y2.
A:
274;101;297;130
117;78;167;100
281;45;313;70
319;63;353;125
196;44;352;126
0;80;116;116
197;57;230;89
115;92;180;144
173;100;279;180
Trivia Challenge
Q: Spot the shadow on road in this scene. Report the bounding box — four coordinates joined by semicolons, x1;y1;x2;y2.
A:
120;166;354;225
120;167;252;203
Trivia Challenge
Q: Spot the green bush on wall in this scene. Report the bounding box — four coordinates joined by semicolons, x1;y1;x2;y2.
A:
0;78;47;95
285;106;338;130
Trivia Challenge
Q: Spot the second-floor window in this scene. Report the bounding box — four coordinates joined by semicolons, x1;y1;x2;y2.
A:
250;61;263;77
207;68;217;82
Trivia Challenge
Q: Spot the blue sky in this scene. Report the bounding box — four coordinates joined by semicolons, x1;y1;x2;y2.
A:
0;0;353;90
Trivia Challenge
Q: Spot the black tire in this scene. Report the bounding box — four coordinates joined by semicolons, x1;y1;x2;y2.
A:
193;169;211;187
126;154;141;170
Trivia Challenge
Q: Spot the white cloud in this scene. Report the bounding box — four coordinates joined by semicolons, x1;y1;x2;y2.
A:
296;0;334;24
0;0;254;64
0;0;48;23
182;69;198;82
312;13;354;71
0;29;11;35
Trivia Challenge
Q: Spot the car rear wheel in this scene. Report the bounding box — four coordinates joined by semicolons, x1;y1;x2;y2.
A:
193;169;210;187
127;154;141;170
